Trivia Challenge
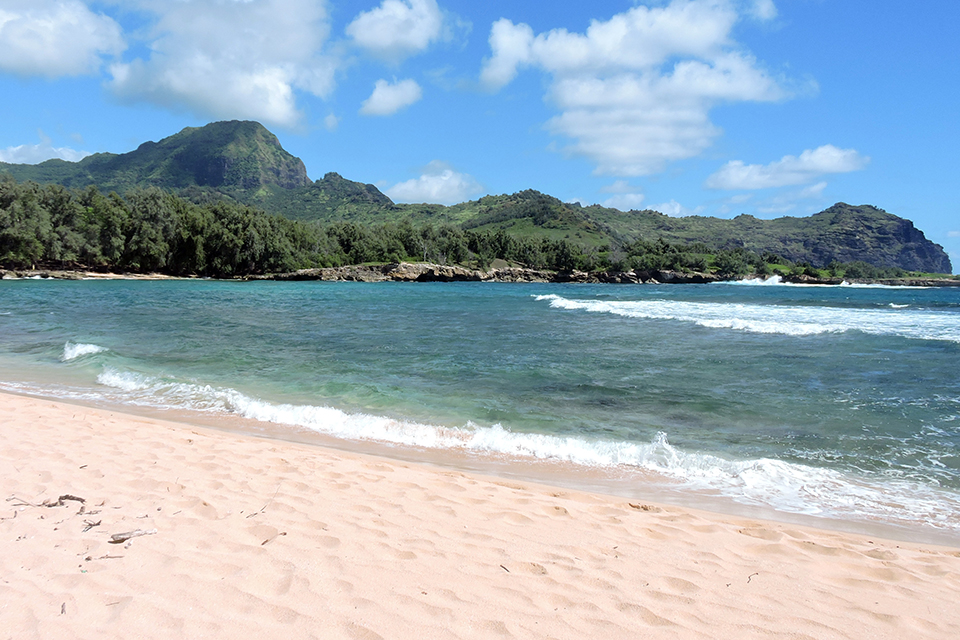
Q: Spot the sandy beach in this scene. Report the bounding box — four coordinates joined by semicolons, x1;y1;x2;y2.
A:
2;391;959;639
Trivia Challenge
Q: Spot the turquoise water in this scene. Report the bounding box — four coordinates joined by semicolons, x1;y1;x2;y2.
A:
1;278;959;538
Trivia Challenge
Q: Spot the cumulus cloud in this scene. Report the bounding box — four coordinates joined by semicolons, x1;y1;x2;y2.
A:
480;0;788;176
360;78;423;116
705;145;869;189
0;130;89;164
347;0;444;63
385;161;483;205
107;0;336;128
0;0;124;77
948;231;960;238
323;113;340;131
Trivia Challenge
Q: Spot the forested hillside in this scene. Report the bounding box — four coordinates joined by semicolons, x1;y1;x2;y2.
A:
1;177;937;281
0;120;952;274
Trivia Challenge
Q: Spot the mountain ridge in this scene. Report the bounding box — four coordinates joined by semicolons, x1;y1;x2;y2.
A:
0;120;951;273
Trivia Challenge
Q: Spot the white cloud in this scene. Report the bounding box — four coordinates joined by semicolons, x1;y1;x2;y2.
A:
479;19;534;89
360;78;422;116
479;0;788;176
600;180;645;209
747;0;778;22
650;200;704;217
705;145;869;189
0;130;89;164
946;231;960;238
600;180;636;194
107;0;336;128
346;0;444;63
0;0;124;77
797;181;827;198
386;161;483;205
756;181;828;214
323;113;340;131
602;193;647;211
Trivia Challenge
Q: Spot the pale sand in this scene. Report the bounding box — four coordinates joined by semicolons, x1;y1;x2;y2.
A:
3;392;960;639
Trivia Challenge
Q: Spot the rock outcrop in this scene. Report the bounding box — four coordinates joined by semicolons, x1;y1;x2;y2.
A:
260;264;728;285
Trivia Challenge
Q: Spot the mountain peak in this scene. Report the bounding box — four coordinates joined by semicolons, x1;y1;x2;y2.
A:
0;120;311;193
124;120;311;191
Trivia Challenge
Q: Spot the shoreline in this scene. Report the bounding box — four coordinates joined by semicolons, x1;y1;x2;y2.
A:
6;384;960;549
7;381;960;536
3;391;960;638
3;262;959;286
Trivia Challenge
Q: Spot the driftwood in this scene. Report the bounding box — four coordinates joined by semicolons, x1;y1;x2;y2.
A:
7;494;86;508
43;494;86;508
109;528;157;544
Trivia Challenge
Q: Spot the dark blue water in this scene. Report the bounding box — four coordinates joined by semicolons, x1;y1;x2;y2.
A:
1;278;958;536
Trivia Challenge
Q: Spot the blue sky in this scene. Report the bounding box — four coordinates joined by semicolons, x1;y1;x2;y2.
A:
1;0;957;271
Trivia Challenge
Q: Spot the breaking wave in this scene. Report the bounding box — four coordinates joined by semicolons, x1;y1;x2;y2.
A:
78;367;960;533
720;275;926;289
61;342;108;361
534;294;960;342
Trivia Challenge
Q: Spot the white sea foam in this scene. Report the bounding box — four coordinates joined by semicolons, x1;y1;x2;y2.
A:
724;275;786;286
61;342;108;361
719;276;926;289
840;282;927;290
534;294;960;343
87;368;960;532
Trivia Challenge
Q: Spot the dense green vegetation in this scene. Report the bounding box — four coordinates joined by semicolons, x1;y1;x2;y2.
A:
0;177;609;276
2;176;937;281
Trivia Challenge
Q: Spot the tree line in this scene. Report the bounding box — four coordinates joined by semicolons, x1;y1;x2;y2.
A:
0;176;910;279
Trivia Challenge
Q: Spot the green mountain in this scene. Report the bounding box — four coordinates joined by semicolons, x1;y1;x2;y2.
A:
577;202;953;273
0;120;310;195
0;120;951;273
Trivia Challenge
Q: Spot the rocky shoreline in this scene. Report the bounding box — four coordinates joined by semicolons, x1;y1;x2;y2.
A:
3;262;959;286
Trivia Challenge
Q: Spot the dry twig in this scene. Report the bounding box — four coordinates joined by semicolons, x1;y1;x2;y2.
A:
109;528;157;544
82;519;101;532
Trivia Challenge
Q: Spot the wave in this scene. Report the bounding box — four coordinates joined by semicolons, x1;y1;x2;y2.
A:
534;295;960;342
840;282;928;290
722;275;788;286
61;342;108;361
2;368;956;532
720;275;926;289
74;368;958;532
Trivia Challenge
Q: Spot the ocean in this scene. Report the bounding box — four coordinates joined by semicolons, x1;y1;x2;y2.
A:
1;277;958;542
